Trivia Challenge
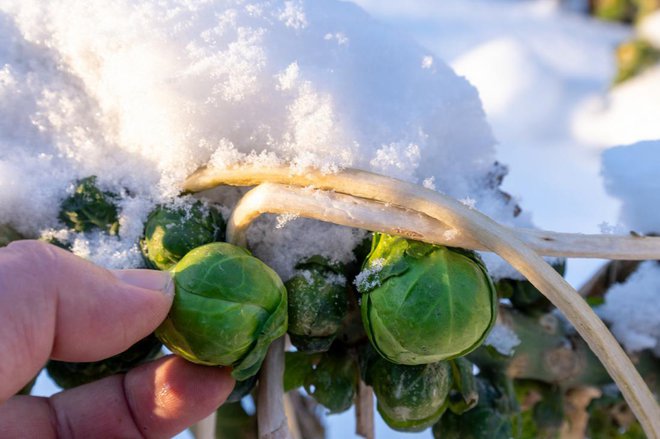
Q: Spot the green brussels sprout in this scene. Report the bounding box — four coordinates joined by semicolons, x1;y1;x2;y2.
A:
285;256;348;352
0;224;23;247
305;351;358;414
58;176;120;234
46;334;162;389
432;377;514;439
155;243;288;380
225;374;258;403
358;234;497;365
141;201;225;271
496;259;565;313
284;350;358;414
366;354;452;432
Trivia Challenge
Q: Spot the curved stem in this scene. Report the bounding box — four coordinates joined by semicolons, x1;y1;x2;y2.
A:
226;183;660;260
188;165;660;438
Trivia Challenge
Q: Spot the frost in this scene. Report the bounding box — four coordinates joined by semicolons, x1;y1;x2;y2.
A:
354;258;386;293
598;261;660;356
484;323;521;356
422;177;436;191
421;56;433;69
275;213;299;229
459;196;477;209
598;221;627;235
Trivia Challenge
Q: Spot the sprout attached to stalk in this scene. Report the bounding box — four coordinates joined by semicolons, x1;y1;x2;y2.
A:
357;233;497;365
365;352;452;432
155;242;287;380
141;201;225;271
286;256;348;353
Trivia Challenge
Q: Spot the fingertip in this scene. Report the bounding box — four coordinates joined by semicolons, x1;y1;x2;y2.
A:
124;356;235;437
112;269;175;299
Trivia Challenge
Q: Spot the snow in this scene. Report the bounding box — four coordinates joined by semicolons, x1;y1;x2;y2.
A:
639;11;660;47
598;261;660;356
601;140;660;234
484;322;521;356
0;0;522;276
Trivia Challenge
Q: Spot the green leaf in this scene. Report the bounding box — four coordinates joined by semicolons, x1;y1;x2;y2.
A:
284;352;319;392
58;176;120;234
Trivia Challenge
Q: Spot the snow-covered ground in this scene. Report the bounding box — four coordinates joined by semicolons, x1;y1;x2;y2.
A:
2;0;659;437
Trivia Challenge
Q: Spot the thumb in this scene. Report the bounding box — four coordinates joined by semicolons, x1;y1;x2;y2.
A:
0;240;174;400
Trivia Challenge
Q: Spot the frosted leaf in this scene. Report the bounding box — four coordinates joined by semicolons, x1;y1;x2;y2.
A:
354;258;386;293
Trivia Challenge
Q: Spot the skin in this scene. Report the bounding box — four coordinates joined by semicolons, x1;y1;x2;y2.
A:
0;240;234;438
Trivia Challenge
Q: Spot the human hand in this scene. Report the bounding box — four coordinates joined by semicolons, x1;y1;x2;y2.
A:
0;240;234;438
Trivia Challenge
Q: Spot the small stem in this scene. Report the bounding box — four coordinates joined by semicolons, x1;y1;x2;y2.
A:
186;165;660;439
257;337;291;439
355;380;375;439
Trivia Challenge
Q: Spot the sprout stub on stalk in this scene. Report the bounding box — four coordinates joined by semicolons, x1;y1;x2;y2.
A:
358;233;497;365
141;201;225;271
155;242;288;380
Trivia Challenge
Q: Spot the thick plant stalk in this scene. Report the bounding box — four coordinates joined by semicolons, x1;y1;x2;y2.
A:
355;380;375;439
226;183;660;260
257;337;291;439
186;165;660;438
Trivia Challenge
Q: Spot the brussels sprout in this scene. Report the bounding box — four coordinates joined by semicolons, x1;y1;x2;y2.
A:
432;377;513;439
141;201;225;271
286;256;348;352
496;259;565;313
46;334;162;389
284;350;358;414
58;176;120;234
226;374;258;403
155;243;288;380
357;234;497;365
305;351;358;414
366;354;452;432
